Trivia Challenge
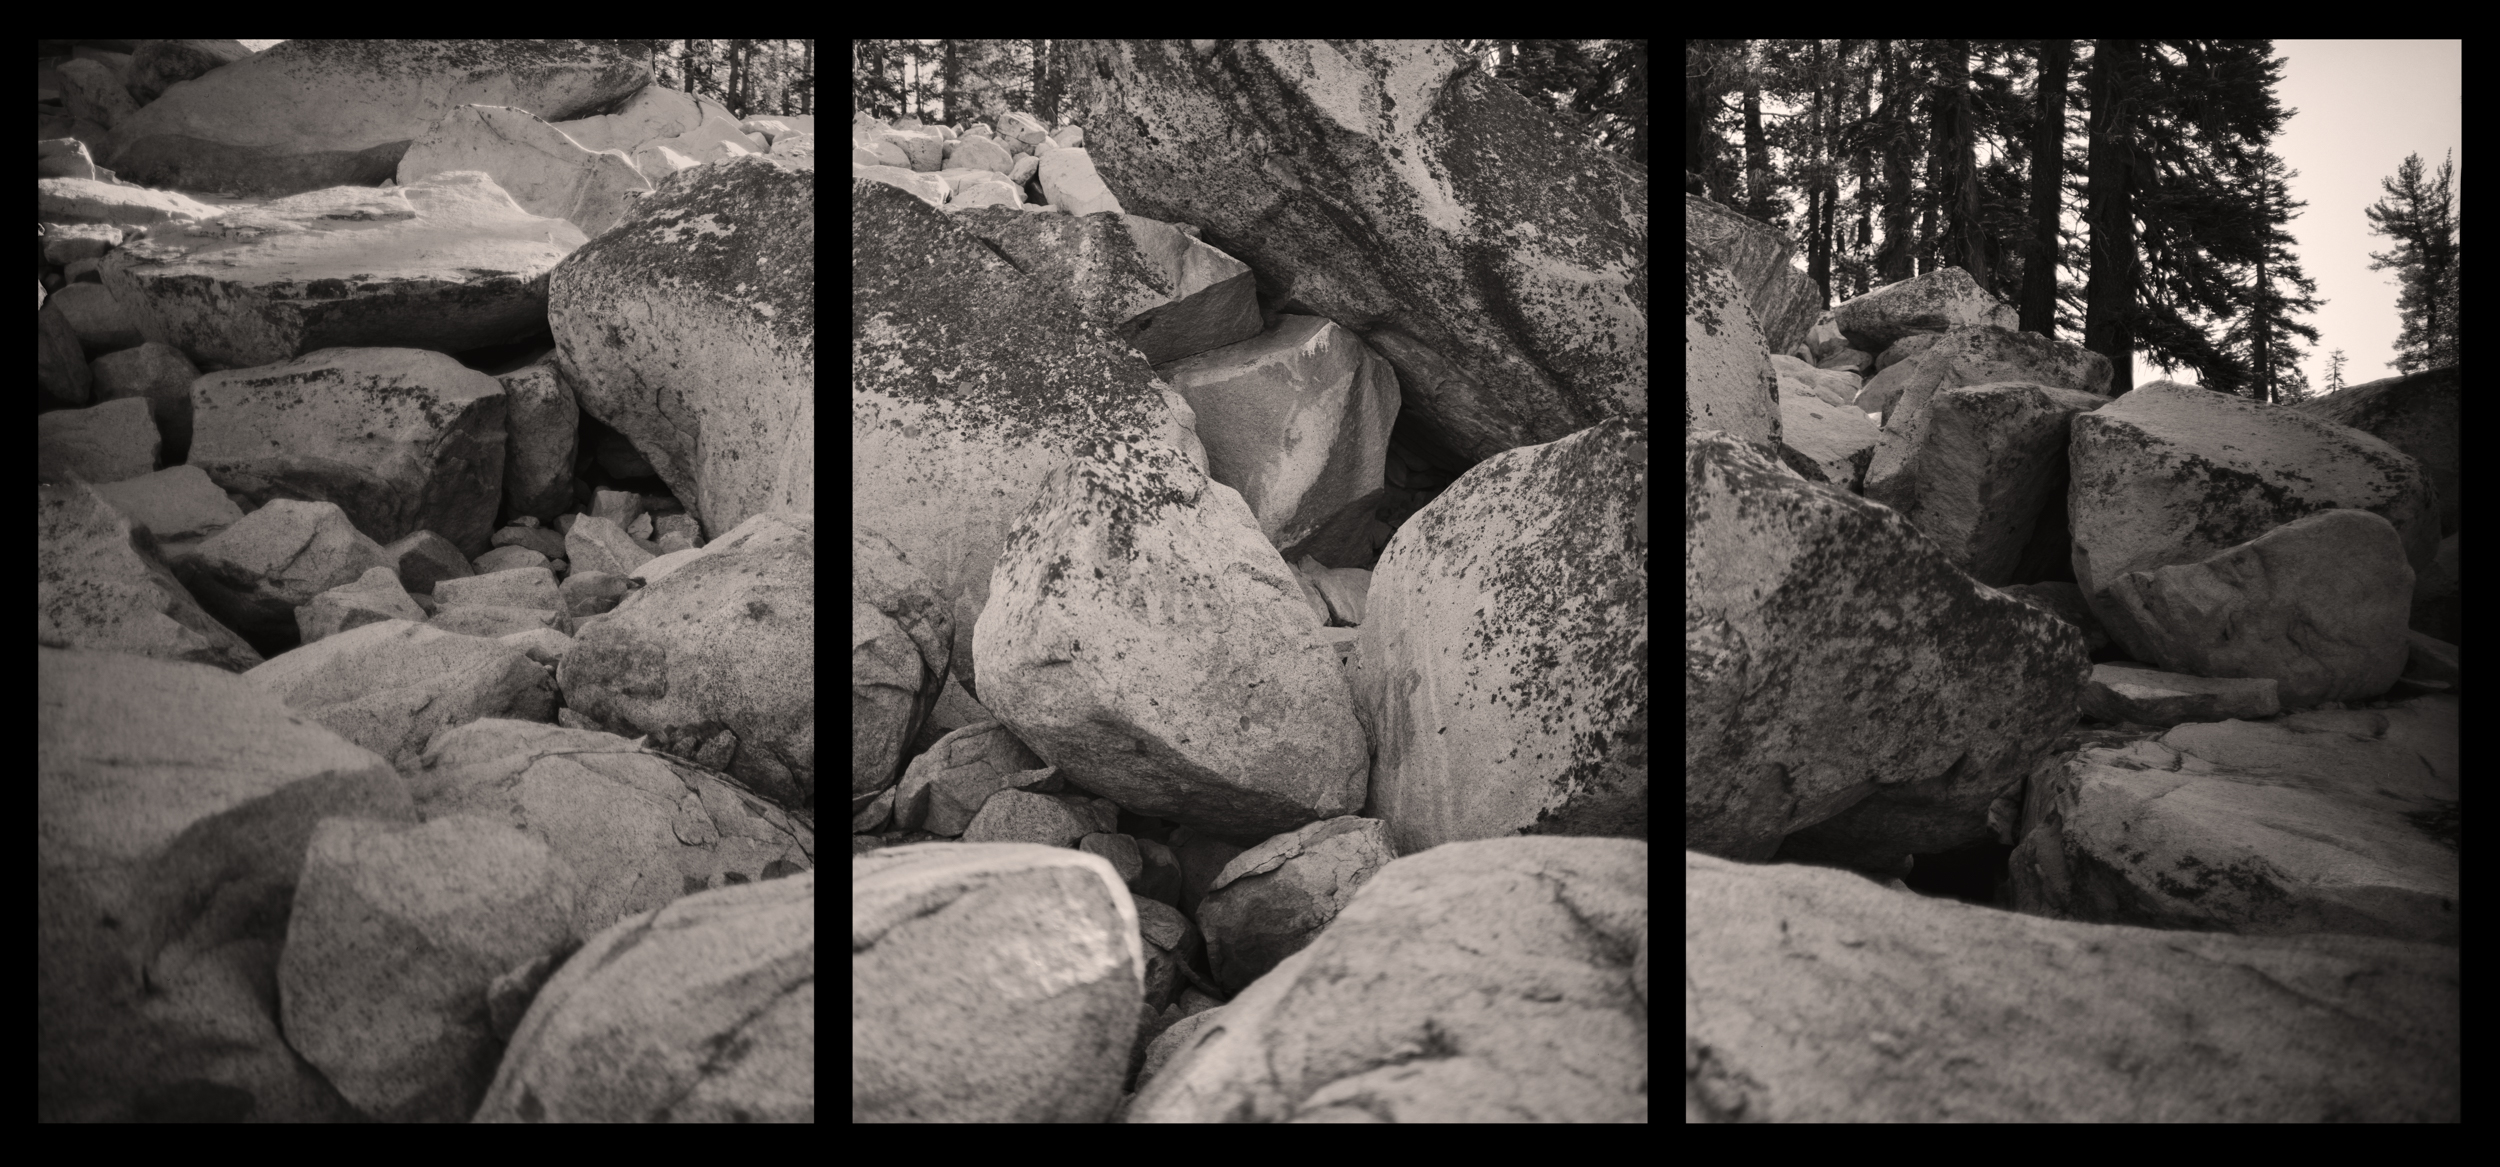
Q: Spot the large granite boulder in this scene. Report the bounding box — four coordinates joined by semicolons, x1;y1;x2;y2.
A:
1685;239;1781;452
100;40;650;197
2069;380;2440;690
1688;850;2458;1122
1355;417;1648;856
1830;264;2019;353
1685;193;1822;357
1685;428;2092;867
1047;40;1646;470
2290;362;2460;538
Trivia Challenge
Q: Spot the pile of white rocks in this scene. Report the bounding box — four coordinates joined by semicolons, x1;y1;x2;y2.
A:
851;109;1120;216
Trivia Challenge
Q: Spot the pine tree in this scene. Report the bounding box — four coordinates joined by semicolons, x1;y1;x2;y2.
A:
2015;39;2072;337
2080;40;2297;397
2363;150;2461;375
2207;141;2324;404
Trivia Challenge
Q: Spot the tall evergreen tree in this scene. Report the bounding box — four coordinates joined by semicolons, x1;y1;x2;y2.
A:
2207;141;2324;404
1686;40;1749;198
2322;348;2352;394
2079;40;2148;393
2079;40;2294;396
2363;149;2461;374
2017;39;2072;337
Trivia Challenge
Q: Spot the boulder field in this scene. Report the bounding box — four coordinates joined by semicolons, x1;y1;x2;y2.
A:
855;39;1648;1123
1686;193;2459;1122
39;39;814;1123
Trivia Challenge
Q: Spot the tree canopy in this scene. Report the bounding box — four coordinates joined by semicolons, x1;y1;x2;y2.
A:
2362;149;2461;376
598;39;815;120
1685;39;2455;405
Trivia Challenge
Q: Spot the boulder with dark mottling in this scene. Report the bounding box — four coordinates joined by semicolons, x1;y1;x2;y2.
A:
852;176;1208;723
2289;363;2460;538
1685;239;1781;452
1685;428;2090;866
2069;380;2440;683
1355;416;1648;857
973;437;1367;841
1685;194;1822;357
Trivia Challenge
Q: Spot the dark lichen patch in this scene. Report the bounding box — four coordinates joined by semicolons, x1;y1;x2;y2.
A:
853;182;1179;462
1396;416;1647;783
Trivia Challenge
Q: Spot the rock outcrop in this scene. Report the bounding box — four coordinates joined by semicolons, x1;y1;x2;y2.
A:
1689;851;2457;1122
1048;40;1646;471
38;39;814;1123
1684;230;2459;1121
853;49;1647;1123
1685;194;1822;357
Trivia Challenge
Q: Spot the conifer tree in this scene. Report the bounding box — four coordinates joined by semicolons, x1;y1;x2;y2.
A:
2363;149;2461;375
2081;40;2296;397
2209;142;2324;404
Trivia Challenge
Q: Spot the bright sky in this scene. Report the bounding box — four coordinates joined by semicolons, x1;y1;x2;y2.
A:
2162;40;2461;395
1738;40;2461;397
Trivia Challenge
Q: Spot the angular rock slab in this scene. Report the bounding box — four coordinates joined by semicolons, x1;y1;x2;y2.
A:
2096;508;2414;707
1356;416;1648;857
474;869;813;1122
1685;193;1822;356
1196;815;1396;995
1827;264;2018;353
2078;662;2280;727
1687;850;2459;1122
38;478;265;671
1684;239;1780;450
400;103;653;238
853;843;1142;1123
1868;382;2110;586
2289;362;2459;538
278;814;575;1123
851;177;1208;708
2069;381;2439;661
558;509;814;810
1055;40;1646;466
104;40;651;197
2008;696;2457;946
187;347;509;559
1686;430;2090;863
1861;324;2112;513
974;438;1367;840
852;524;954;812
409;718;816;944
1155;313;1400;554
246;617;555;771
551;152;813;544
1128;836;1647;1123
40;648;412;1123
97;176;581;373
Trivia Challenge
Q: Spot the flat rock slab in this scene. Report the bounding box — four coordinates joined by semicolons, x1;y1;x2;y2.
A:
1687;850;2460;1122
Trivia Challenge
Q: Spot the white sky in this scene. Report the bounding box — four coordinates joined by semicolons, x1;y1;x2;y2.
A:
1740;40;2461;396
2222;40;2460;394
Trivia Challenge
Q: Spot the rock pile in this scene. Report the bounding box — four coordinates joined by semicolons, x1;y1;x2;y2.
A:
38;39;815;1122
854;40;1647;1122
1685;194;2459;1121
